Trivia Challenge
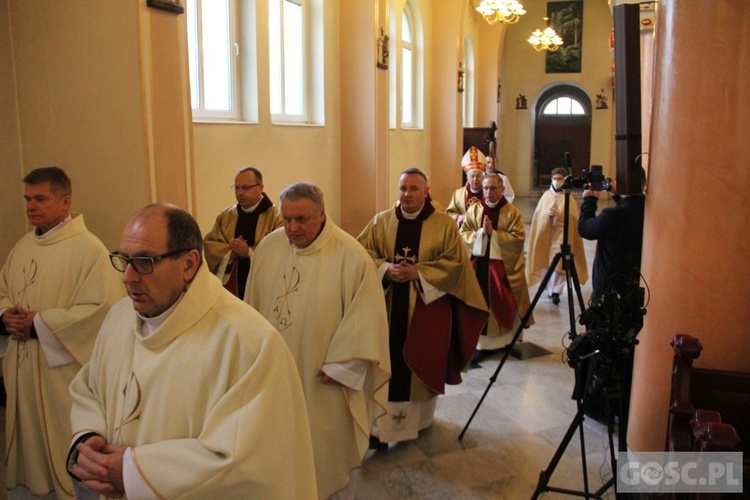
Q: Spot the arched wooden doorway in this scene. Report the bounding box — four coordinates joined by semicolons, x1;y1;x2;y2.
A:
533;85;592;188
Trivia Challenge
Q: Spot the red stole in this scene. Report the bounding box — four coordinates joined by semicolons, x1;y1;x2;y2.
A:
473;198;517;330
387;203;488;400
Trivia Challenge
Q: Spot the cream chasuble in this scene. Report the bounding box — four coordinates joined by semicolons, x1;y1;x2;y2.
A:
246;221;390;499
0;213;123;499
69;266;317;499
357;207;488;442
460;202;533;345
526;187;589;287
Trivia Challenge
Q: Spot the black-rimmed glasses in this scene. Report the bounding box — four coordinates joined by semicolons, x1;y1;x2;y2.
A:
231;183;261;191
109;249;190;275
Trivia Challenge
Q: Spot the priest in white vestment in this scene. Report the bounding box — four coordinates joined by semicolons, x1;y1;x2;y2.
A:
0;167;123;500
527;167;588;305
68;203;317;499
246;182;390;499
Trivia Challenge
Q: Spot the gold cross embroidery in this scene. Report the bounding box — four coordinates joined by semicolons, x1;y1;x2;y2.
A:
394;246;417;265
16;259;37;310
273;266;300;332
392;411;407;424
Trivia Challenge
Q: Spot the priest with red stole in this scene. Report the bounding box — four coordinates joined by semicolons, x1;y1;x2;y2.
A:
446;146;486;226
358;168;488;444
203;166;282;298
460;173;533;353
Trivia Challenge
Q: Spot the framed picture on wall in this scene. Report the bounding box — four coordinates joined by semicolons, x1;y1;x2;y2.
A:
545;1;583;74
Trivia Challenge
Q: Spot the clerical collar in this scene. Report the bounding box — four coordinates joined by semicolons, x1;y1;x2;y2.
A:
401;205;424;220
138;292;185;337
550;185;564;194
35;214;72;238
469;187;482;195
239;198;262;214
485;198;501;208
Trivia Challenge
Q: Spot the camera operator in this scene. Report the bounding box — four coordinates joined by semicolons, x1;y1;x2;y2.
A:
576;175;645;425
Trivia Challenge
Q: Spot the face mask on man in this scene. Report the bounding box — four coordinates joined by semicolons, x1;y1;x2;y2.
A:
552;179;564;191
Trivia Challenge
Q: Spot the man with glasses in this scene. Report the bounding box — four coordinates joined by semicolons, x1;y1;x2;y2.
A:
460;173;532;357
0;166;123;499
203;166;282;298
68;203;317;498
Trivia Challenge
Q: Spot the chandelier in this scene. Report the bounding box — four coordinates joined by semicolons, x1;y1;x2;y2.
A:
475;0;526;25
527;18;563;52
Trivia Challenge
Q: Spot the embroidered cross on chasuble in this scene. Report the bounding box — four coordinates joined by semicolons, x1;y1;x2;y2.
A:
387;203;434;402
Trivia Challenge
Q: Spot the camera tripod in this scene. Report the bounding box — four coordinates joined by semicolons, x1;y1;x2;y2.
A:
460;180;587;440
532;347;631;499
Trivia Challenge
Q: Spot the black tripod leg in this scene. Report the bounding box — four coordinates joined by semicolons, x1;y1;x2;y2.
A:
532;379;614;500
459;252;563;441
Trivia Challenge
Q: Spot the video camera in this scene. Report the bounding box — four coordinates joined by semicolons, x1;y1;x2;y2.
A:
561;152;611;191
562;165;611;192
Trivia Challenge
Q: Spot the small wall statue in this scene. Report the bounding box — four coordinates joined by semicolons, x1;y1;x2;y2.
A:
377;27;389;70
515;94;527;110
596;89;609;110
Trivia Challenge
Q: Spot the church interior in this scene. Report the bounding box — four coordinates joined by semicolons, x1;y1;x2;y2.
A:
1;0;748;497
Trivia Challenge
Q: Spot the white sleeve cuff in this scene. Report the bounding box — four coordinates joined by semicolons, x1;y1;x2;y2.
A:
418;271;447;305
123;447;157;499
35;314;74;368
471;228;487;257
322;359;368;391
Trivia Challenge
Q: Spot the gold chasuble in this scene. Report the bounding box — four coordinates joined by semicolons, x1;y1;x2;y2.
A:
70;266;317;498
526;187;588;287
445;186;482;222
358;204;488;441
0;213;123;499
461;200;533;347
203;194;282;297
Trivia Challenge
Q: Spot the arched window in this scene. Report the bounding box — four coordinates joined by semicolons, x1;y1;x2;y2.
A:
541;96;586;115
462;36;475;127
401;6;414;127
389;0;423;129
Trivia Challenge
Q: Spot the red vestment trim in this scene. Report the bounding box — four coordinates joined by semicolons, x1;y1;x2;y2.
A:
404;294;488;394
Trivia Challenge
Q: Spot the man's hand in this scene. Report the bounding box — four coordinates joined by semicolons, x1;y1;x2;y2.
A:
548;206;558;218
387;262;419;283
229;236;250;258
2;307;36;341
72;436;127;498
582;189;600;198
482;216;493;236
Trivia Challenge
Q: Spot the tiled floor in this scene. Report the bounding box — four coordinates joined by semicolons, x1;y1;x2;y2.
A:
351;196;617;499
1;195;616;499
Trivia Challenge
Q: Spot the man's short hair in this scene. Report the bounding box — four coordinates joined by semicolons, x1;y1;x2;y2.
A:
279;182;325;213
23;166;72;196
140;203;203;256
551;167;568;177
237;166;263;183
483;173;504;185
401;167;428;182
